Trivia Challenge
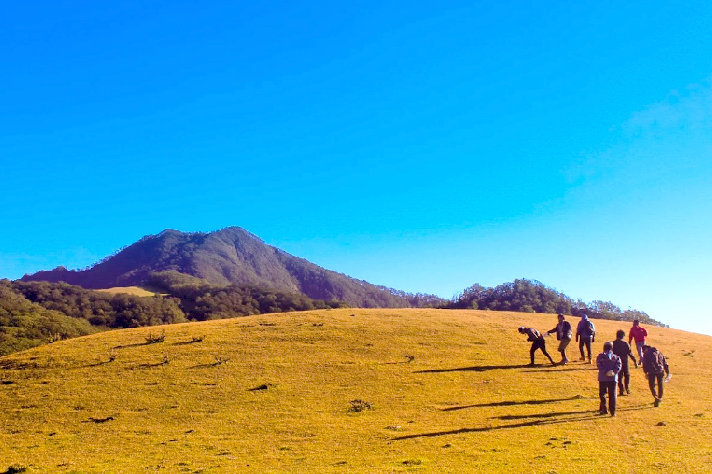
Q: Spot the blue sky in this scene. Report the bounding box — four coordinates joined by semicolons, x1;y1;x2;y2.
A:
1;1;711;334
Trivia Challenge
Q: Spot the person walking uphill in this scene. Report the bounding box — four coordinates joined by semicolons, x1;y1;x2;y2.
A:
642;344;670;407
628;320;648;362
576;314;596;363
547;314;572;365
612;330;637;396
518;327;556;366
596;341;622;416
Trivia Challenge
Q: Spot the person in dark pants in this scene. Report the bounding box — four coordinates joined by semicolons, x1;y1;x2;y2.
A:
642;344;670;407
547;313;572;365
596;341;622;416
612;329;638;396
575;314;596;364
518;327;556;366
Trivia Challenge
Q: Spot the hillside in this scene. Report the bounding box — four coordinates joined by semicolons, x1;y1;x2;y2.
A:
21;227;440;308
1;309;710;472
0;278;344;356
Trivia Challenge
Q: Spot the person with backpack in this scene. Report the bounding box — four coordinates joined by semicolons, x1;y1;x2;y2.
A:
612;329;638;396
628;320;648;363
642;344;670;407
575;314;596;363
596;341;622;416
518;327;556;366
547;313;573;365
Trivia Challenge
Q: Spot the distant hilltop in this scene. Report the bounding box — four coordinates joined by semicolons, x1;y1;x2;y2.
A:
21;227;440;308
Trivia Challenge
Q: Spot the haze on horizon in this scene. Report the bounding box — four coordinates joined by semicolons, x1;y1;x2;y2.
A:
1;2;711;334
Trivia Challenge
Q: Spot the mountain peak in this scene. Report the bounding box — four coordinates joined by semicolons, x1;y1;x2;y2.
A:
21;227;419;307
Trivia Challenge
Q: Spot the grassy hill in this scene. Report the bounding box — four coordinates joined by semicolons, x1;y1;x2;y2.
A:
0;309;709;472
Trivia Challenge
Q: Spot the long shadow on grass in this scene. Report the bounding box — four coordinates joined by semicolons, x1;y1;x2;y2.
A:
492;409;595;420
415;364;531;373
393;405;654;440
492;404;653;421
521;367;594;373
442;395;587;412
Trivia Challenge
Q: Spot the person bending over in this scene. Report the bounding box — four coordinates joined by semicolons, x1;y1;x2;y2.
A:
518;327;555;366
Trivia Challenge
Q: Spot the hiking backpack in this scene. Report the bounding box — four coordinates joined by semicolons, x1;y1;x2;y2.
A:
585;320;595;336
644;349;665;374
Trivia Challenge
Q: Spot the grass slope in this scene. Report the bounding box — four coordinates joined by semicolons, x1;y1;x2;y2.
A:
0;309;710;472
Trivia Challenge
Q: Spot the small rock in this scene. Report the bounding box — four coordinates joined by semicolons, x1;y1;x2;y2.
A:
656;421;667;426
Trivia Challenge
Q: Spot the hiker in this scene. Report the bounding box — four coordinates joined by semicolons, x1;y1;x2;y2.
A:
612;329;638;396
596;341;622;416
575;314;596;363
628;320;648;363
518;327;556;366
642;344;670;407
546;313;572;365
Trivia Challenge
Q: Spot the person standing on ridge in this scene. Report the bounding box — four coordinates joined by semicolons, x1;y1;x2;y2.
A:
612;329;637;396
628;320;648;363
547;313;572;365
575;314;596;363
642;344;671;407
518;327;556;366
596;341;622;416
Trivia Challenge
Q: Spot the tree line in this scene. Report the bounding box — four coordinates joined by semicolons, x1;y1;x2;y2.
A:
0;274;662;356
447;279;662;326
0;273;347;356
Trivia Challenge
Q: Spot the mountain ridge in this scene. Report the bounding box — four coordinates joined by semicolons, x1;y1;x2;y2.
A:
21;227;434;308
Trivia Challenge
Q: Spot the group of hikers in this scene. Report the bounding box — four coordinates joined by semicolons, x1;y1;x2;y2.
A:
518;315;671;417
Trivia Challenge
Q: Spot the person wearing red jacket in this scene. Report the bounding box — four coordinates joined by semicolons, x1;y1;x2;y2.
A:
628;320;648;363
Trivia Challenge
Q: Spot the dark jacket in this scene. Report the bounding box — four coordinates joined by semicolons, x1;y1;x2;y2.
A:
642;346;670;375
596;351;622;382
576;317;595;341
612;339;636;368
548;320;572;340
522;328;543;342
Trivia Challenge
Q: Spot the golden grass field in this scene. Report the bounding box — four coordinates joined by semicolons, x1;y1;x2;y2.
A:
1;308;711;472
95;287;158;297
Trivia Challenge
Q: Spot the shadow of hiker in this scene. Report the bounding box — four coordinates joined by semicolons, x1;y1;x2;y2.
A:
395;405;656;440
415;364;531;374
393;416;601;440
442;395;588;411
521;367;594;373
493;409;596;420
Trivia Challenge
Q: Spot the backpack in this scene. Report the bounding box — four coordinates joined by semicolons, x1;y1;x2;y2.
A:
643;348;665;374
584;320;595;337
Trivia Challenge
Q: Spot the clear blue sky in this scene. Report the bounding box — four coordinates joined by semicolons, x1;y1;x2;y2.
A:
1;1;711;334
